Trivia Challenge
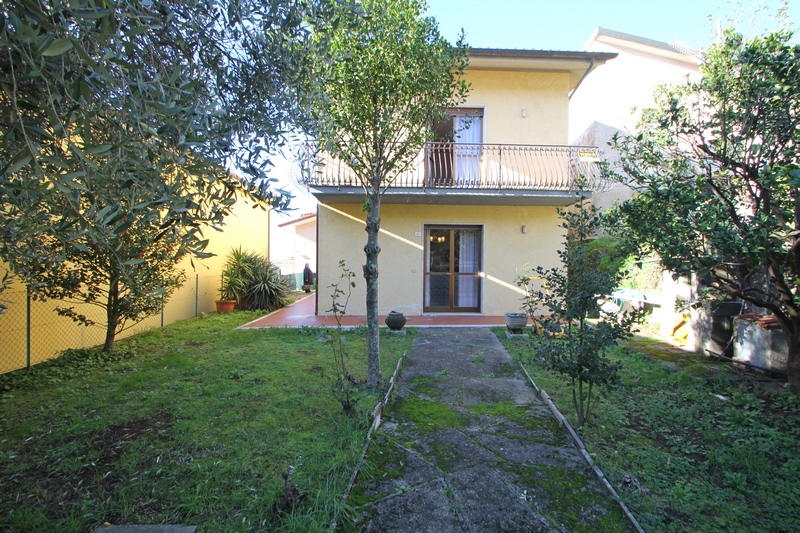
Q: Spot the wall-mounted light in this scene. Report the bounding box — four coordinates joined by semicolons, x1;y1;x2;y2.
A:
521;109;527;118
521;225;527;234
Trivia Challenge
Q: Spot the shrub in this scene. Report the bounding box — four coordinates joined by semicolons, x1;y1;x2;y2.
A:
246;256;289;311
222;247;288;311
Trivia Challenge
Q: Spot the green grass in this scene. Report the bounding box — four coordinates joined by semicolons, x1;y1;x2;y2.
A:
497;328;800;532
0;312;412;532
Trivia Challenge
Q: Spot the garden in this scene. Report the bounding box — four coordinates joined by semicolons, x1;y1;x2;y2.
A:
0;312;412;532
500;331;800;532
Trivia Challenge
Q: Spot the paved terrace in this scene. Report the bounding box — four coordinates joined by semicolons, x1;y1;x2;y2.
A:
240;294;531;329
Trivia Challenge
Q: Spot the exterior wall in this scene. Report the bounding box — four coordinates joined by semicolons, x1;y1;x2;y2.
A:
464;70;570;145
316;202;563;316
569;34;702;216
573;121;634;212
0;195;269;374
569;40;700;141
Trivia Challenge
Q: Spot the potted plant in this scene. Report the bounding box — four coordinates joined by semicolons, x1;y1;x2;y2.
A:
215;267;239;313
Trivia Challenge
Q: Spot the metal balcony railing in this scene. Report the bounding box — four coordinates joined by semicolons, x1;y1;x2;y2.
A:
302;143;603;191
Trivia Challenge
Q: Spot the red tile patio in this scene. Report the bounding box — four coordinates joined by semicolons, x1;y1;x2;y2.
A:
239;294;526;329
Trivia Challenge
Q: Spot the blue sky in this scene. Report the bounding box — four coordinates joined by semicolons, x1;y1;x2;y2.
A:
425;0;797;51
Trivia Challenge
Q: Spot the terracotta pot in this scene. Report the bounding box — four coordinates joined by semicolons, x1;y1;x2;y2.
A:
505;312;528;333
215;299;236;314
385;311;407;331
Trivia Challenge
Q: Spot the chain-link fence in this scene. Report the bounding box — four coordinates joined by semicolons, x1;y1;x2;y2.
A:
0;274;219;375
281;273;304;291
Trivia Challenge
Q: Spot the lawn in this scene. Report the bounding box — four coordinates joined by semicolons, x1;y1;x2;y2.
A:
499;329;800;532
0;311;412;532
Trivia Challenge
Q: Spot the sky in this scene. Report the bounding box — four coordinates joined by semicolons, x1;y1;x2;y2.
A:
424;0;797;52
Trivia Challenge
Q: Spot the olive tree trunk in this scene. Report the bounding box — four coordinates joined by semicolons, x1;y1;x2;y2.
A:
103;277;120;353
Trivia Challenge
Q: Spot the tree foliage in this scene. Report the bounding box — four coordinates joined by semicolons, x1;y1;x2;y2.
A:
309;0;469;387
518;191;633;426
606;30;800;390
0;0;324;349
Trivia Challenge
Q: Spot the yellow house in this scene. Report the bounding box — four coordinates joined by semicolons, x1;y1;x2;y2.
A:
306;48;616;317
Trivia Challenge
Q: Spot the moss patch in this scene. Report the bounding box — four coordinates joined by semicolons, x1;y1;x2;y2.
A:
392;397;467;430
519;465;629;532
348;436;406;507
409;377;441;399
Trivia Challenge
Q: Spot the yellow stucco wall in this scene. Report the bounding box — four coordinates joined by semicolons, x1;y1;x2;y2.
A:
317;202;563;316
463;70;570;145
0;195;269;374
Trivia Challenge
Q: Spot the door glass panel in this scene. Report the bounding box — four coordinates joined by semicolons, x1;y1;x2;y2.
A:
454;230;479;273
455;116;482;185
454;275;479;308
425;274;450;308
428;230;450;272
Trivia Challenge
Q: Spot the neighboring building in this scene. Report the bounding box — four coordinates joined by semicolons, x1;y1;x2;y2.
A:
570;28;715;351
570;27;703;212
305;48;616;317
274;212;317;289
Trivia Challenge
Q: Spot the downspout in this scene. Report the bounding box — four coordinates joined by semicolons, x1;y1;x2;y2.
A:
568;57;595;100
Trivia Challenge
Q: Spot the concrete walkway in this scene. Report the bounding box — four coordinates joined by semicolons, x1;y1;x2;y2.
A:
352;328;633;532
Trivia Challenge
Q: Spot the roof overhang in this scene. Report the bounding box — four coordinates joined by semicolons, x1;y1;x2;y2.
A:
584;27;704;66
277;212;317;228
309;186;586;207
468;48;618;93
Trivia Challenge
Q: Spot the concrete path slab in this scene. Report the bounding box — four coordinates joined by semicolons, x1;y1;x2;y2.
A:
351;328;633;532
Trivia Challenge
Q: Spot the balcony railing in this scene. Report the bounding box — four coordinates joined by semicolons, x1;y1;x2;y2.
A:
303;143;603;191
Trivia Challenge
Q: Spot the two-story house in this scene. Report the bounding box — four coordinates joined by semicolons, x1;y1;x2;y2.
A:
304;48;616;318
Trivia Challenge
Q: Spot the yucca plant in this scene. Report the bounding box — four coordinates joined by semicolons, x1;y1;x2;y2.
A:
223;246;258;308
245;256;289;311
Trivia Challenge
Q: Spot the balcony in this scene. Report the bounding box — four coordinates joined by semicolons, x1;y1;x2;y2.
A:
303;143;604;205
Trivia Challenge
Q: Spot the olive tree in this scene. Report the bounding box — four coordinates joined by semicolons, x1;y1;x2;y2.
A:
309;0;469;387
606;30;800;390
0;0;325;350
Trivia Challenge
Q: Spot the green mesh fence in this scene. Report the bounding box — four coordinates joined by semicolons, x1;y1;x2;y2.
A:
0;274;219;375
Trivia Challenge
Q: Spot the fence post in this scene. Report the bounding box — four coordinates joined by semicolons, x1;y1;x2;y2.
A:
160;294;165;329
26;286;31;369
195;274;199;317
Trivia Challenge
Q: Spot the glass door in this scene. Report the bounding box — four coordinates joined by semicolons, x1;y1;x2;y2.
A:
454;114;482;186
424;226;482;312
427;108;483;187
